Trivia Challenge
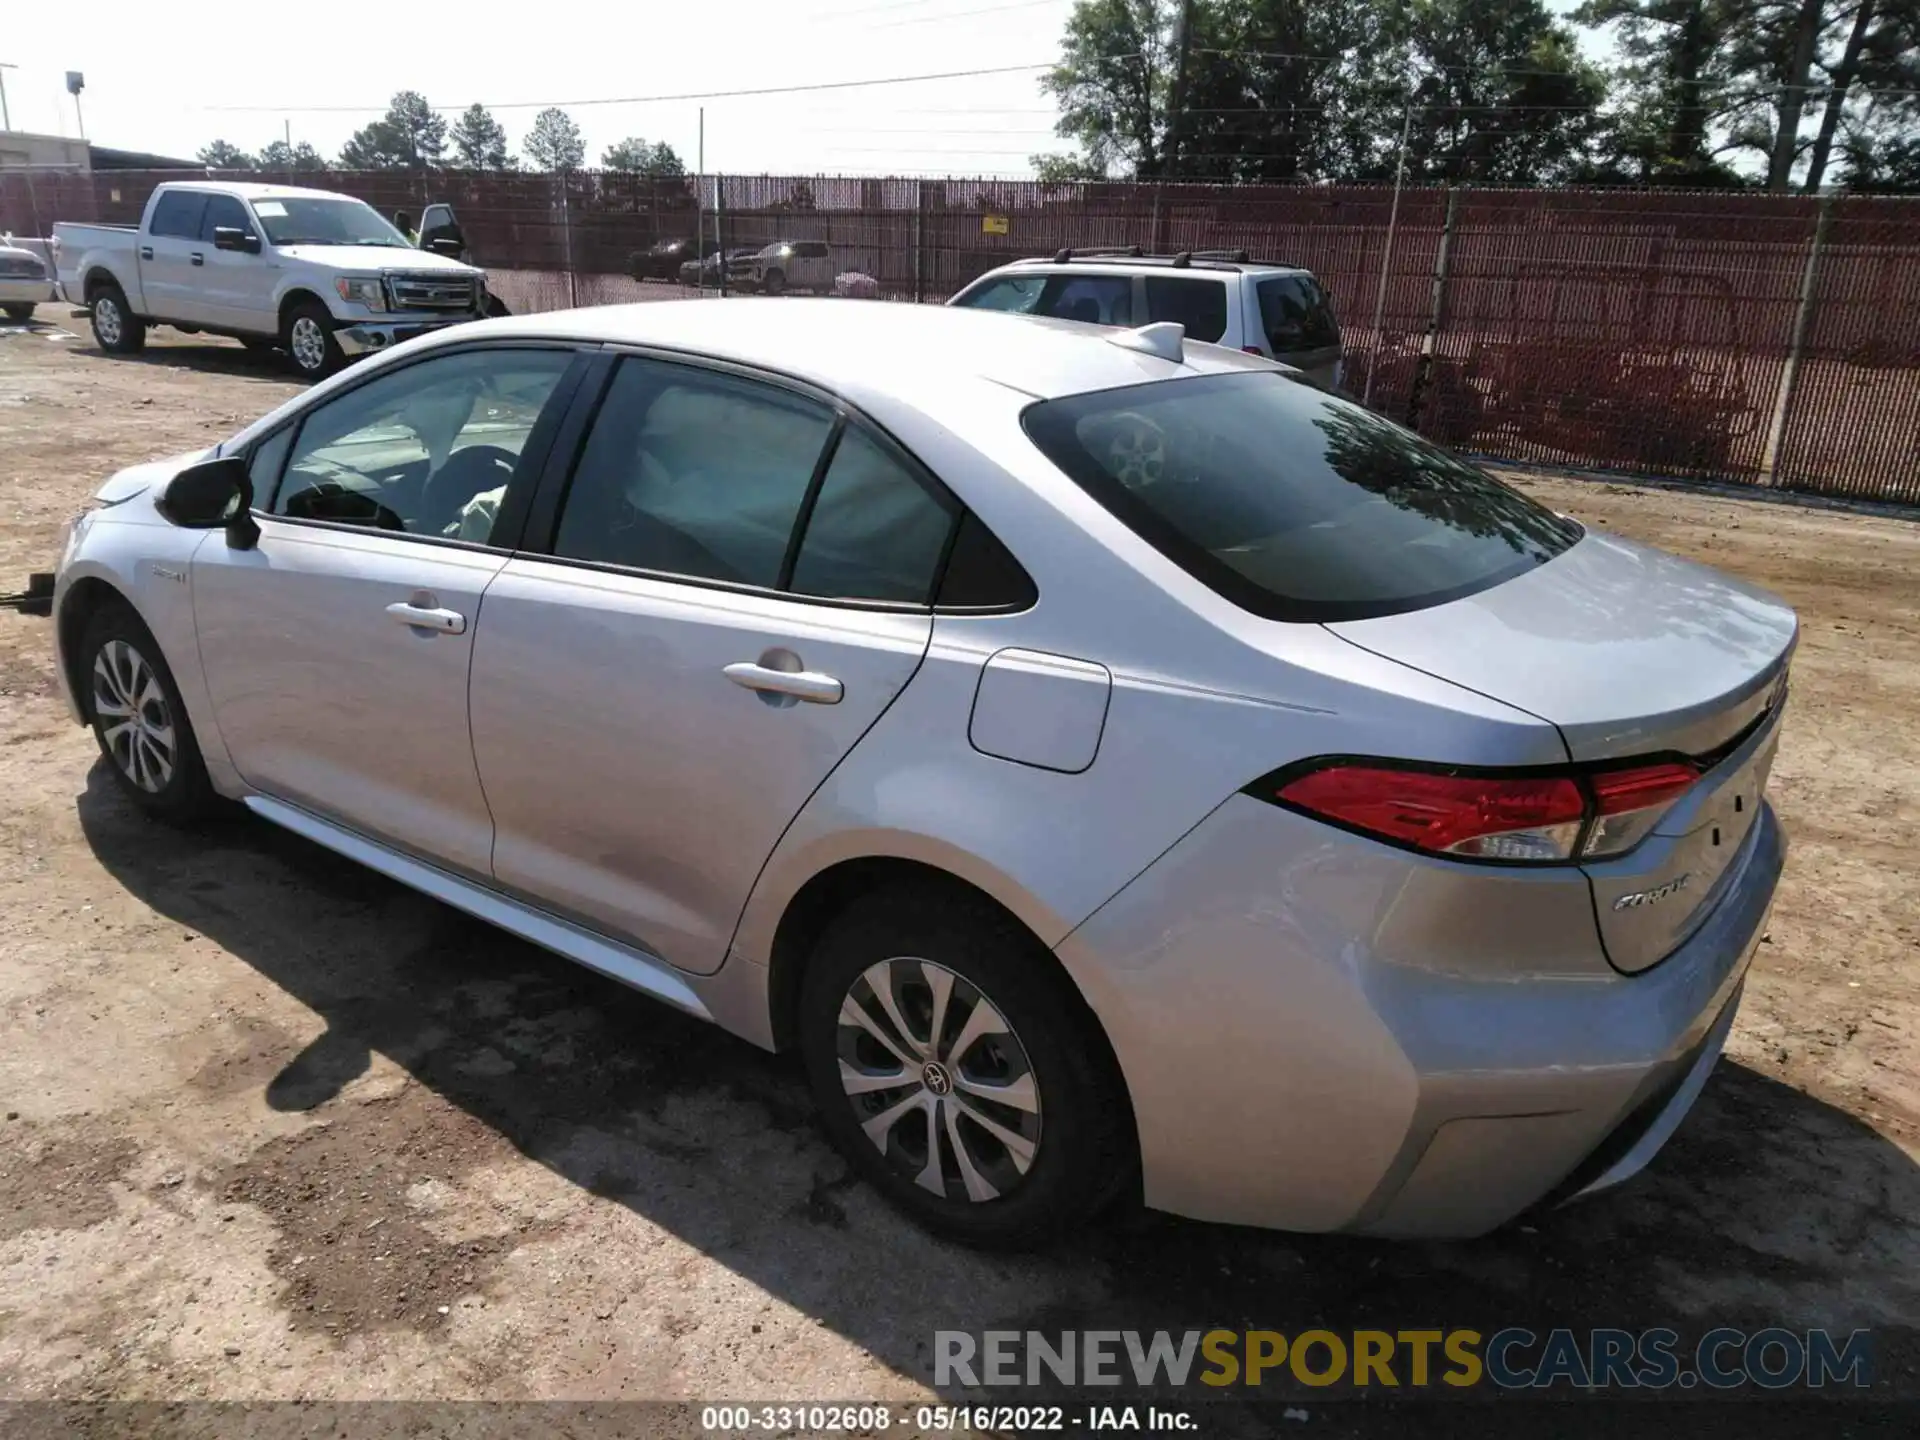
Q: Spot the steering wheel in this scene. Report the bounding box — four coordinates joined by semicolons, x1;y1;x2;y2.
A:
421;445;519;536
1090;411;1169;491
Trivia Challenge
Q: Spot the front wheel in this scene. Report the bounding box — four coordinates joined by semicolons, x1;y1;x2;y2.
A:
798;886;1133;1247
761;268;786;296
80;600;216;824
282;301;344;380
90;283;146;354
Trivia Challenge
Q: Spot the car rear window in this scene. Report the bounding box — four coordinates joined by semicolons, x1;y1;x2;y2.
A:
1021;372;1581;623
1258;275;1340;352
1144;276;1228;343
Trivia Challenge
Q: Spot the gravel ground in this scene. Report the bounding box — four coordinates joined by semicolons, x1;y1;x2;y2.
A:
1;313;1917;1429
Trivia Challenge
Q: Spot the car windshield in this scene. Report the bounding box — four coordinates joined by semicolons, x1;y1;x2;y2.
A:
1022;372;1582;623
251;197;411;248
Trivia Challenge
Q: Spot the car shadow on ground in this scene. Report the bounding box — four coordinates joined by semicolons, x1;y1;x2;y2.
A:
75;770;1920;1431
109;339;298;382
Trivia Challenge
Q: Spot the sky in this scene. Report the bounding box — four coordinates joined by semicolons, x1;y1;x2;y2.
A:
1;0;1602;178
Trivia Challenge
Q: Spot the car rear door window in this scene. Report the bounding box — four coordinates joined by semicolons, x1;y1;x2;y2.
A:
1144;276;1229;343
790;426;956;604
149;191;209;240
553;358;835;588
1039;274;1134;327
200;194;253;243
1257;275;1340;352
1022;371;1580;623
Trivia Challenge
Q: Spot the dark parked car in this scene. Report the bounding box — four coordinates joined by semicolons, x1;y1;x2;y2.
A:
631;237;719;282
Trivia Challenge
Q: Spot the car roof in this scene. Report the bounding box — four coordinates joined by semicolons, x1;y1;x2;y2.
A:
159;180;363;203
422;298;1278;401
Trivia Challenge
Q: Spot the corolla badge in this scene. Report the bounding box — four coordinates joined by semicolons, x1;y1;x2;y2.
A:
1614;874;1692;911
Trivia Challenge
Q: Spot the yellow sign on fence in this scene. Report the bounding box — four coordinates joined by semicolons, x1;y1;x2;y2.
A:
982;214;1009;235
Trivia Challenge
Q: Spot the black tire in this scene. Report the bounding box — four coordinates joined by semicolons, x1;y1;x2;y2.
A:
1;302;34;323
79;599;216;825
282;300;345;380
798;884;1133;1248
761;267;787;296
89;282;146;354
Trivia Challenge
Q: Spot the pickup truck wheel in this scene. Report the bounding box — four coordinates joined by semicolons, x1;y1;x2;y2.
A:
283;302;344;379
90;284;146;354
761;268;787;295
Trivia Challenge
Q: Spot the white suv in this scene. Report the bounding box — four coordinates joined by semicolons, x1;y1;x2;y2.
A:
748;240;835;294
949;248;1345;392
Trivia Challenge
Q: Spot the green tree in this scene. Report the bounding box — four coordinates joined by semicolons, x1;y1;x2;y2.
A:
1040;0;1175;178
449;104;513;170
601;137;685;174
197;140;256;169
524;107;586;172
339;91;447;169
1573;0;1750;184
257;139;327;173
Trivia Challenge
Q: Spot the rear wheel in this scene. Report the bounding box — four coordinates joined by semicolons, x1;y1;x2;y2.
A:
89;283;146;354
282;301;343;380
1;302;34;322
798;885;1132;1247
80;600;215;824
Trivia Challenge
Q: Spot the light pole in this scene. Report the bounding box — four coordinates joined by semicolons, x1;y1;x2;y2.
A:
66;71;85;141
0;62;17;132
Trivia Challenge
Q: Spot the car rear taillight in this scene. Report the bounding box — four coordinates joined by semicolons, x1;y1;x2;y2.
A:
1260;757;1701;866
1582;760;1700;858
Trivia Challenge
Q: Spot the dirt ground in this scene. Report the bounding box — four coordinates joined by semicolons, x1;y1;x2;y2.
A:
1;314;1918;1427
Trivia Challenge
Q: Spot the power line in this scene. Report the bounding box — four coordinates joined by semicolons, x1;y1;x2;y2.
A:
206;60;1091;115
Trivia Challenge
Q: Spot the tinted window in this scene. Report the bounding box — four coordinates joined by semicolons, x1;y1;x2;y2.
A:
274;349;572;542
797;242;830;258
149;191;208;240
791;427;955;603
1258;275;1340;352
955;275;1045;313
1144;276;1229;343
936;511;1036;610
201;194;253;242
1039;274;1134;327
554;359;834;587
1022;372;1581;623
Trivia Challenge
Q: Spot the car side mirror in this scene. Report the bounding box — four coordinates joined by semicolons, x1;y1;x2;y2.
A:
213;227;261;254
425;236;464;258
156;457;260;549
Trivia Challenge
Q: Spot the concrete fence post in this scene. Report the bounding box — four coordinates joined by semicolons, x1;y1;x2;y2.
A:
1759;193;1834;488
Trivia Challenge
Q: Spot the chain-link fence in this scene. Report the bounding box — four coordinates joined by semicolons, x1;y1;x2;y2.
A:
4;166;1917;504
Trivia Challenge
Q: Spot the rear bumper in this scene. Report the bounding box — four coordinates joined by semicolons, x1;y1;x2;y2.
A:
0;277;54;305
1055;794;1785;1238
336;316;476;356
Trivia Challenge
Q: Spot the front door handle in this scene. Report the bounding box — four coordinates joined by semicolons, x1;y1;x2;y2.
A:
386;601;467;635
139;246;153;260
723;661;843;705
190;253;205;266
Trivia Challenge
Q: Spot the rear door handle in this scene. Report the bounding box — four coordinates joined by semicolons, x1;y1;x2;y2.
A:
723;661;843;705
386;601;467;635
139;246;154;260
190;253;205;266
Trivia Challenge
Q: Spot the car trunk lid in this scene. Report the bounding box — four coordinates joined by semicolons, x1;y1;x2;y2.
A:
1327;529;1797;972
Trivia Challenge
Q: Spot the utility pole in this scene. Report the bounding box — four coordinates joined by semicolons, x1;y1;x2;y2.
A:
1363;83;1416;408
0;63;15;132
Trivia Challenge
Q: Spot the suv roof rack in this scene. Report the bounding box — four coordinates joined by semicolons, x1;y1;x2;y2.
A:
1034;247;1303;271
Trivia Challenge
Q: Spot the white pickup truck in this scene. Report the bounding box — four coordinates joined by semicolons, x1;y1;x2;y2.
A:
54;181;492;378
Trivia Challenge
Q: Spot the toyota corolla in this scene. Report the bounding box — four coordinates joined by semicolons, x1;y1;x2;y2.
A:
50;300;1794;1246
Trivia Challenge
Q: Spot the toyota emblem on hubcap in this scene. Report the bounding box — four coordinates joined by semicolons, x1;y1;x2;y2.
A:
921;1060;954;1096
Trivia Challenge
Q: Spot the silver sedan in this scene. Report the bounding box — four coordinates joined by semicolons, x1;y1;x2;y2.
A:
50;299;1793;1246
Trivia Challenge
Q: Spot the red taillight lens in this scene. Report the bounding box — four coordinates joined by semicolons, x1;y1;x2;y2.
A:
1275;765;1588;863
1582;760;1699;858
1267;757;1704;864
1241;346;1266;356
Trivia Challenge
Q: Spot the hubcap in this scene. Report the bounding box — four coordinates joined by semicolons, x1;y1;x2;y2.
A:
290;317;327;372
92;640;175;794
1104;419;1165;488
836;958;1042;1203
95;297;122;346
